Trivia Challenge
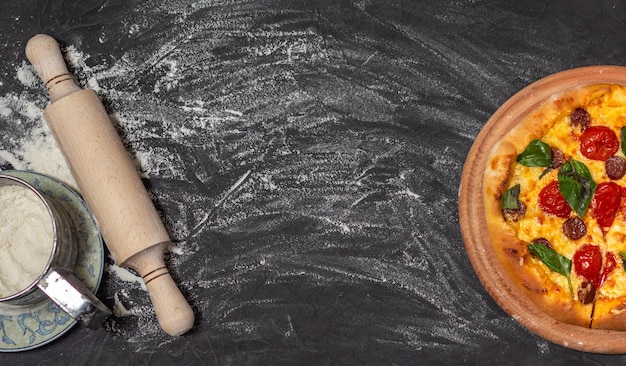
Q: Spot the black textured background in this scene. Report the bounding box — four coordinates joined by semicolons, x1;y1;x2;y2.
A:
1;0;626;365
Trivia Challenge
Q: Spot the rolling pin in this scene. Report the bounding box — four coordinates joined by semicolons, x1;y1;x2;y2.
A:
25;34;194;336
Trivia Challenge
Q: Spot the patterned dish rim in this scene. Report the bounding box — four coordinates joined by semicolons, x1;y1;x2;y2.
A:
0;170;105;352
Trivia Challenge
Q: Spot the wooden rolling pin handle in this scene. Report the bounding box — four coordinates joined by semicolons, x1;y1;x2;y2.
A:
25;34;81;102
126;243;195;336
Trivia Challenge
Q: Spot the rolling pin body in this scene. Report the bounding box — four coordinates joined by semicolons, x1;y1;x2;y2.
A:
43;90;171;263
26;34;194;336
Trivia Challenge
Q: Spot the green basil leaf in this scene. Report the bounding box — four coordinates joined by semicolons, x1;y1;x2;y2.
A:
558;160;596;218
621;127;626;157
619;251;626;272
517;139;552;167
528;242;572;276
528;242;573;297
500;184;521;210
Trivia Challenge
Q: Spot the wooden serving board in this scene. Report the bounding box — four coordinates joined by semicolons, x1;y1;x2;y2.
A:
458;65;626;354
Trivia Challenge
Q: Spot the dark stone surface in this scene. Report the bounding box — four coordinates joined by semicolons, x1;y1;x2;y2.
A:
1;0;626;364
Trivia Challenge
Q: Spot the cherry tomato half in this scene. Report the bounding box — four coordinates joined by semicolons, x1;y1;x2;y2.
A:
539;181;571;218
573;244;603;284
591;182;622;227
580;126;619;161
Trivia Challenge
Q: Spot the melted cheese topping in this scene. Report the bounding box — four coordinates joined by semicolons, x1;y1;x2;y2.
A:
506;85;626;301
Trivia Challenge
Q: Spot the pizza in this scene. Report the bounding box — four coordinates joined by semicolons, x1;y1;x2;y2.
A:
484;83;626;330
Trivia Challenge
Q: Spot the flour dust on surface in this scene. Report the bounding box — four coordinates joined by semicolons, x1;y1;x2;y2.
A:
0;0;519;358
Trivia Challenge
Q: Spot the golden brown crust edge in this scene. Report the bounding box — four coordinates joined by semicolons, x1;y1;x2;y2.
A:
499;83;613;153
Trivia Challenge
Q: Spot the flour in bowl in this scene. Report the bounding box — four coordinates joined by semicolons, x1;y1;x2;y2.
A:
0;184;54;297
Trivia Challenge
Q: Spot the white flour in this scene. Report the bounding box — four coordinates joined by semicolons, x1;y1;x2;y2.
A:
0;184;53;297
0;63;75;188
0;0;331;350
0;120;75;188
1;1;493;356
0;32;237;347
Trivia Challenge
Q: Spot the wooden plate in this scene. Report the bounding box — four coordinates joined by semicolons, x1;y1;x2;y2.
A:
458;65;626;354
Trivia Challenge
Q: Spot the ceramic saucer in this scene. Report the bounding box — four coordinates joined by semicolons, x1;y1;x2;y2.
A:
0;170;104;352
